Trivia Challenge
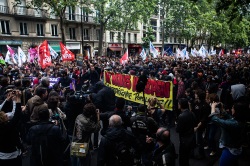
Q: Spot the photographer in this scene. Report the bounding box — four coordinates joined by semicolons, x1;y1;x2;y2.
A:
74;103;101;166
210;101;248;166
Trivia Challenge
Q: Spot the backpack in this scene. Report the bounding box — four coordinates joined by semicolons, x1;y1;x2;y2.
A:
106;136;134;166
32;124;54;166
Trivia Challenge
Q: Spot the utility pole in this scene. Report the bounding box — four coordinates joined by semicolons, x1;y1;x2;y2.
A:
80;0;84;54
161;1;165;56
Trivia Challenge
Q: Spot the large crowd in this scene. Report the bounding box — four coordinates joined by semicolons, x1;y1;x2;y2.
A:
0;53;250;166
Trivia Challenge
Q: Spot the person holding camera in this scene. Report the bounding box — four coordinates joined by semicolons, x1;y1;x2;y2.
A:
74;103;101;166
210;101;248;166
0;90;23;165
152;127;176;166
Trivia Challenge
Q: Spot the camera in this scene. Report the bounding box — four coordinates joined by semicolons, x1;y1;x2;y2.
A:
51;113;60;120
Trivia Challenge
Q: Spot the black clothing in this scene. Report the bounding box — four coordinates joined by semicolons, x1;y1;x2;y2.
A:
87;70;100;86
153;143;176;166
176;109;196;166
130;112;158;151
26;121;64;166
58;76;72;88
97;127;139;166
0;103;22;153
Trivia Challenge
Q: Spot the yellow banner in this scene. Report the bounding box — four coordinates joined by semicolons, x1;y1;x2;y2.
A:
104;71;173;110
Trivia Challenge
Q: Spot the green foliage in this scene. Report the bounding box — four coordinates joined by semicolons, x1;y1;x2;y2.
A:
141;27;156;48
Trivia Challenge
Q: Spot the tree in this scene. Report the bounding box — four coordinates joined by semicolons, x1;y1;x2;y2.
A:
190;0;250;22
15;0;78;44
141;27;155;49
105;0;157;53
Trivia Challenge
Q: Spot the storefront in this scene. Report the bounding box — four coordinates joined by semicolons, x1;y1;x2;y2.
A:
66;42;80;55
107;43;122;57
0;40;22;56
128;44;142;56
48;41;61;53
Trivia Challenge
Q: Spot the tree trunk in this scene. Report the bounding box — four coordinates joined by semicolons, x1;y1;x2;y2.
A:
60;16;65;45
122;25;128;55
98;22;105;57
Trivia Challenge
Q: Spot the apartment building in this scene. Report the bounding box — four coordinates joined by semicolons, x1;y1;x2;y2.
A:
0;0;100;56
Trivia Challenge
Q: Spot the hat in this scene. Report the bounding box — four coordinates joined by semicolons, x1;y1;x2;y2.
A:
129;70;136;75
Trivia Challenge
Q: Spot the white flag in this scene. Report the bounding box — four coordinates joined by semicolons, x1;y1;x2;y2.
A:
5;51;13;64
48;44;58;60
140;48;147;61
18;47;26;63
149;41;158;58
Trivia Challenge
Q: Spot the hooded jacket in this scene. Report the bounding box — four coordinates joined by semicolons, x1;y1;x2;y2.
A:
25;95;48;122
231;84;245;101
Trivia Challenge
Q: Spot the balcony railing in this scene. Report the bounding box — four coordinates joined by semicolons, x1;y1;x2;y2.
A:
0;5;9;14
13;6;48;18
65;13;96;23
84;36;90;40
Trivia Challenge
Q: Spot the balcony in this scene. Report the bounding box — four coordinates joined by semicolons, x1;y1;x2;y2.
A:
65;14;97;24
0;5;9;14
13;6;48;21
84;36;90;40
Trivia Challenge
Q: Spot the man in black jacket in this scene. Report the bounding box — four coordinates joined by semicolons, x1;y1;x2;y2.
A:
92;81;116;136
97;115;140;166
130;104;158;166
26;109;64;166
176;98;196;166
153;127;176;166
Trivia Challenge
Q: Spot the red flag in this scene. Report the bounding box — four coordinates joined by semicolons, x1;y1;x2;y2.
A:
38;40;51;69
219;49;224;56
60;42;75;61
120;49;128;65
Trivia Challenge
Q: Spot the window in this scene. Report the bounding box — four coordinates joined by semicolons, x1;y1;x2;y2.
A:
20;22;28;35
134;34;137;43
84;29;89;40
51;24;58;36
68;7;75;20
174;37;177;43
128;33;131;43
69;27;76;39
170;37;172;43
143;33;146;38
110;32;114;42
96;29;100;40
0;20;10;34
36;23;44;36
159;33;162;41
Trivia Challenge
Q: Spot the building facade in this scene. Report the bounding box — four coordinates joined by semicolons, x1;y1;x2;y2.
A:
0;0;101;56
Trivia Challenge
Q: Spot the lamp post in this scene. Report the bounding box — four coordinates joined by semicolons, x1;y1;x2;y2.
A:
80;0;84;54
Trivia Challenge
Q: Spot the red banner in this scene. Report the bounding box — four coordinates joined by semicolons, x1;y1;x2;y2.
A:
38;40;51;69
60;42;75;61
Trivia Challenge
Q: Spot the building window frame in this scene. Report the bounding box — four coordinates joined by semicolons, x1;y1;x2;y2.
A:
83;29;89;40
110;32;114;42
69;27;76;39
20;22;28;35
51;24;58;36
0;20;11;34
36;23;44;36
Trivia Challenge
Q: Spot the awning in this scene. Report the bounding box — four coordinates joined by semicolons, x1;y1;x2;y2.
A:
51;45;61;52
109;47;122;51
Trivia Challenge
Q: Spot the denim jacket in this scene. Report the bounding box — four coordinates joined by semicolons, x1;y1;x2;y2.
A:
211;113;244;149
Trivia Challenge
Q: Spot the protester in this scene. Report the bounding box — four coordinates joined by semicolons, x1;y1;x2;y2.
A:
98;115;139;166
152;127;176;166
26;109;64;166
0;90;22;165
176;98;196;166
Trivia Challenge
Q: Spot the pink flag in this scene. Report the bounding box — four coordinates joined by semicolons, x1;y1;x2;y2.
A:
6;45;15;55
28;47;38;63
